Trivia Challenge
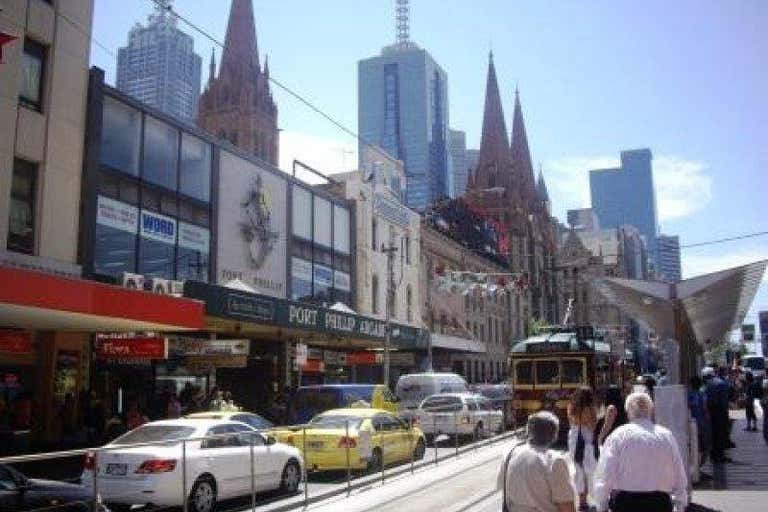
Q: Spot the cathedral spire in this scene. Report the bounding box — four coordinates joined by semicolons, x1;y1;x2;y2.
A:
208;48;216;87
537;165;549;202
510;87;536;202
264;54;269;78
220;0;260;77
473;51;511;187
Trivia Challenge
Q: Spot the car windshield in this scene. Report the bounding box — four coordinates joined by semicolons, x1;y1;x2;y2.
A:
309;415;363;429
113;425;196;445
421;396;463;412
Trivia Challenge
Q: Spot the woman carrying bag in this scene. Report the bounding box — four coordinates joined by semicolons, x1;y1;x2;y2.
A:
568;386;599;512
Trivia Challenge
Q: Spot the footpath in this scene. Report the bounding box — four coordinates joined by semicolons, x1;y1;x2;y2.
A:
691;407;768;512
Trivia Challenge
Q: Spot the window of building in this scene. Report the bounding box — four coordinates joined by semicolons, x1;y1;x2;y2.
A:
406;285;413;323
372;275;379;314
180;133;211;202
7;159;37;254
138;210;177;279
19;38;46;110
177;222;210;282
101;97;141;175
333;204;350;255
94;196;137;277
313;263;333;303
313;196;332;248
143;116;179;190
371;216;377;251
405;235;411;264
292;185;312;240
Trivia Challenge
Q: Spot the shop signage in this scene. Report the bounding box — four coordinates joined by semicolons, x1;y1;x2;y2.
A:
334;271;351;292
307;347;323;360
96;337;167;360
295;343;308;366
374;193;410;228
346;351;414;366
140;210;177;245
169;339;250;357
0;331;33;354
178;222;210;254
186;355;248;373
301;359;325;373
323;350;347;366
225;293;277;323
217;151;287;298
97;196;138;234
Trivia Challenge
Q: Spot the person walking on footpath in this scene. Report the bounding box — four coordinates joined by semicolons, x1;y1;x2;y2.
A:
703;367;731;462
743;371;760;431
567;386;599;511
593;392;688;512
497;411;575;512
596;386;627;446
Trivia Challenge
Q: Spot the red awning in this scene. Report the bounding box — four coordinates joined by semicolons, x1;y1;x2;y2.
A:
0;266;204;332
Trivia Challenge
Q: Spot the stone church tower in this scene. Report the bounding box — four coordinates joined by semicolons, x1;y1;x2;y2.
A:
198;0;278;166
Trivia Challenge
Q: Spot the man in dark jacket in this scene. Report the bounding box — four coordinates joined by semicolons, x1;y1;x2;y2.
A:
703;367;731;463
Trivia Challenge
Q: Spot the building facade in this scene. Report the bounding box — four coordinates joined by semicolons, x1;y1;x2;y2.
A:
656;234;682;283
116;0;202;124
448;128;468;198
358;43;449;211
589;149;660;264
197;0;278;166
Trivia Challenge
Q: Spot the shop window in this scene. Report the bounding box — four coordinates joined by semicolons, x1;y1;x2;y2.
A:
372;275;379;314
94;196;138;277
313;196;332;248
143;116;179;191
101;96;141;176
7;159;37;255
19;38;46;111
180;133;211;202
292;185;312;240
333;204;350;255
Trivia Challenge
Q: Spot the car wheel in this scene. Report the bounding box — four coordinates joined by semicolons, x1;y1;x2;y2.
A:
367;447;383;473
280;459;301;494
188;476;217;512
413;438;426;460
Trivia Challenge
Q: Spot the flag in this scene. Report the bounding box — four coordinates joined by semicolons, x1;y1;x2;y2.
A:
0;32;18;62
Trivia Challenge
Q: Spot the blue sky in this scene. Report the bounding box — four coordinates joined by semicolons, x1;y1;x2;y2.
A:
91;0;767;341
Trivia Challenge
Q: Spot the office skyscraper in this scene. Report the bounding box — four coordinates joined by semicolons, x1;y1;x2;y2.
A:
358;43;449;211
656;234;682;282
448;129;467;197
116;0;202;123
589;149;660;264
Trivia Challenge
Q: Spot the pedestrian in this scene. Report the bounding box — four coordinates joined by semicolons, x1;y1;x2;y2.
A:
567;386;598;511
761;377;768;446
126;400;148;431
497;411;575;512
687;375;710;465
596;385;627;446
593;392;688;512
743;372;759;431
166;392;182;419
704;366;731;462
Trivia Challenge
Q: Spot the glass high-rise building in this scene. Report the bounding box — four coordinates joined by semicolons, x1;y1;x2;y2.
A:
358;44;449;211
656;234;682;282
116;1;202;124
589;149;660;265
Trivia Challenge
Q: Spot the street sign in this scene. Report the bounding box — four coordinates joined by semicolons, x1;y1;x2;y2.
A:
295;343;308;366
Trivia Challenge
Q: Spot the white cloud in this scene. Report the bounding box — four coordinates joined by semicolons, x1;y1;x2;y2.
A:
543;154;713;223
279;131;357;183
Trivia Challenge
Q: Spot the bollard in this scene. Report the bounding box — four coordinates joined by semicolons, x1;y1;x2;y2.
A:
182;440;188;512
345;420;351;497
454;411;459;457
303;426;309;506
250;435;256;510
91;449;99;512
410;417;415;474
433;415;438;465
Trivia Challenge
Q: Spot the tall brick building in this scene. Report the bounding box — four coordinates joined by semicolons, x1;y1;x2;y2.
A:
197;0;278;166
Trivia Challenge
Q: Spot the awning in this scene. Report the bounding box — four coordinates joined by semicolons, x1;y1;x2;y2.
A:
0;266;205;332
430;333;487;353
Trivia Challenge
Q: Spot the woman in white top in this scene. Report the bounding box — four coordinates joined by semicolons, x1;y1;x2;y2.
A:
567;386;598;511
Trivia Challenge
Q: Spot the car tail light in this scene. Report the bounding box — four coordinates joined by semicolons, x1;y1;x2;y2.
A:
135;459;177;474
83;452;96;471
337;436;357;449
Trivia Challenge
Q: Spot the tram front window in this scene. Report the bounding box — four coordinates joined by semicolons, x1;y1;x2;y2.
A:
562;359;586;386
515;360;533;386
536;360;560;386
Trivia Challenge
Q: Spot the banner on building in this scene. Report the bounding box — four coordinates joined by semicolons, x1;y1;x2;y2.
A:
96;337;167;360
169;339;250;357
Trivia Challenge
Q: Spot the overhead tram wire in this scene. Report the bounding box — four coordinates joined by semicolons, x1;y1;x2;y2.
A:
147;0;401;170
680;231;768;249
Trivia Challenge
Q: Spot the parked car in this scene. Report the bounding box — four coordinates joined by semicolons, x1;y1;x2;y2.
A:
416;393;503;442
470;383;514;429
81;419;303;512
281;408;426;473
395;373;469;420
0;463;106;512
287;385;400;425
185;411;274;430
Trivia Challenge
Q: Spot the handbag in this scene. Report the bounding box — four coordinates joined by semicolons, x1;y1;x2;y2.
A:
501;441;526;512
574;427;585;465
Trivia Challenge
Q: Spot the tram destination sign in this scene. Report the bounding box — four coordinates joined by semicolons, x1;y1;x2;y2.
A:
526;341;571;354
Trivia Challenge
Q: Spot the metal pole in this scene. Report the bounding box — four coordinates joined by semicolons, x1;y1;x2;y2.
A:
303;426;308;505
345;420;351;496
91;449;99;512
454;412;459;457
410;418;415;474
433;416;438;465
380;439;385;484
250;435;256;510
182;440;188;512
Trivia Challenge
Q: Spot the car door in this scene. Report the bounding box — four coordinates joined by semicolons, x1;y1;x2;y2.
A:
202;425;250;499
232;425;281;492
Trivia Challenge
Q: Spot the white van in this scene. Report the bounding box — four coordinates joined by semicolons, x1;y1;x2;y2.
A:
395;373;469;419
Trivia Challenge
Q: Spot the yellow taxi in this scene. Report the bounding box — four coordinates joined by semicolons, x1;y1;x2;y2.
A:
280;408;426;473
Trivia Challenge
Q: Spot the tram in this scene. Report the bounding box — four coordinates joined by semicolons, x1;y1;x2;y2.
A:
508;326;630;433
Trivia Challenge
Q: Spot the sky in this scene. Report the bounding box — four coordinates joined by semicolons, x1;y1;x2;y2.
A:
90;0;768;344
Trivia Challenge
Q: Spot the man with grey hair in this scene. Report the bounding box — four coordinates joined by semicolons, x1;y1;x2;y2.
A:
593;392;688;512
497;411;575;512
